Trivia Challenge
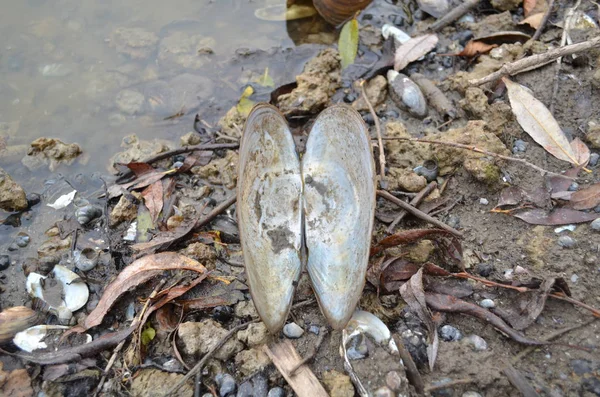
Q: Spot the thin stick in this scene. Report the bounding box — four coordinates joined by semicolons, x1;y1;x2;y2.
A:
360;80;386;185
531;0;555;41
164;319;259;396
94;279;166;397
117;143;240;181
377;190;463;238
392;335;425;396
550;293;600;318
428;0;479;32
379;137;575;180
387;182;437;233
194;195;236;229
469;36;600;86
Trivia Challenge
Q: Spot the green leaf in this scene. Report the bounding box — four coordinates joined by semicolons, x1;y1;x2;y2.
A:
236;85;256;116
136;207;153;243
254;67;275;88
141;324;156;346
339;18;359;69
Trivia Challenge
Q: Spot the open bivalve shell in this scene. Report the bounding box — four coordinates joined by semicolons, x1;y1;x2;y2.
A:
13;325;92;353
26;265;89;323
238;104;375;333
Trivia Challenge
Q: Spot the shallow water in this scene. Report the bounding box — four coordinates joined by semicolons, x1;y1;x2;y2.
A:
0;0;333;178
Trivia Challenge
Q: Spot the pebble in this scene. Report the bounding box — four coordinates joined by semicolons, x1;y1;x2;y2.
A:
568;182;579;191
215;373;237;397
346;334;368;360
571;274;579;283
479;299;495;309
591;218;600;231
446;215;460;229
0;255;10;271
439;325;462;342
283;323;304;339
570;359;593;375
512;139;527;153
558;235;576;248
26;193;41;208
343;93;357;103
479;198;489;205
462;392;483;397
465;335;488;351
15;233;30;248
267;387;286;397
475;262;493;277
590;153;599;166
309;325;320;335
374;386;394;397
385;371;404;391
7;243;18;251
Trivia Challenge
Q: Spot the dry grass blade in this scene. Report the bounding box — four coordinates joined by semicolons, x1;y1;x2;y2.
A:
503;77;579;166
394;34;438;71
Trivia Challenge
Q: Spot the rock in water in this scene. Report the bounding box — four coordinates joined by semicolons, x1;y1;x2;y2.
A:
0;168;28;211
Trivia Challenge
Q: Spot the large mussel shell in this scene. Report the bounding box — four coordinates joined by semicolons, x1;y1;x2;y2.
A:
303;105;375;329
237;104;303;333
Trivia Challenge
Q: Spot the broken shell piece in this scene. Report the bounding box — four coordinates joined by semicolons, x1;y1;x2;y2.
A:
381;24;411;44
26;265;89;323
0;307;43;345
13;325;91;353
74;247;100;272
413;160;438;182
344;310;398;354
387;70;428;118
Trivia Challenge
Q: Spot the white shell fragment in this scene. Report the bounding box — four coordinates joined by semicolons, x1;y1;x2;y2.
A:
381;24;411;44
254;4;317;21
238;104;375;332
387;70;428;118
237;104;303;333
26;265;89;323
47;190;76;209
344;310;398;353
13;325;70;352
303;106;375;330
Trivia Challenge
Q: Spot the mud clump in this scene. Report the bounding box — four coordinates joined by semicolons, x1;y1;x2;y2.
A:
24;137;83;172
0;168;28;211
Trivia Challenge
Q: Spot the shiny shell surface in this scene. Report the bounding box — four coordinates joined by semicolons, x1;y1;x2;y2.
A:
238;104;375;332
237;104;303;333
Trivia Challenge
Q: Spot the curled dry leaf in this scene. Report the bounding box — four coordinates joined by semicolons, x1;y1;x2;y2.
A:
502;278;557;330
503;78;581;166
141;181;163;224
523;0;537;17
513;208;600;225
394;34;439;71
453;40;497;57
570;138;590;167
519;12;545;29
83;252;206;329
568;183;600;210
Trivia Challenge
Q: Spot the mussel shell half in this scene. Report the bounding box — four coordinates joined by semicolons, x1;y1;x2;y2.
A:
237;104;303;333
303;105;375;329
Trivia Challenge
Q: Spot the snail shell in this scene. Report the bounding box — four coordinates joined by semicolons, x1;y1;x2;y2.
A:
312;0;374;25
0;306;42;345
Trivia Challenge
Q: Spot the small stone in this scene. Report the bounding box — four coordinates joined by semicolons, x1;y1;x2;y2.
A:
568;182;579;191
385;371;404;392
237;322;269;347
267;387;285;397
571;274;579;283
15;233;30;248
8;243;18;251
130;368;193;397
512;139;527;153
387;70;428;118
234;348;270;377
283;323;304;339
309;325;320;335
570;359;593;375
462;392;483;397
374;386;394;397
178;320;243;361
465;335;487;351
558;235;576;248
110;194;139;227
479;198;489;205
235;301;259;319
439;325;462;342
591;218;600;231
180;131;203;146
589;152;599;166
0;167;28;211
446;215;460;229
0;255;10;271
26;193;41;208
475;262;493;277
215;373;237;397
479;299;495;309
322;370;355;397
236;381;253;397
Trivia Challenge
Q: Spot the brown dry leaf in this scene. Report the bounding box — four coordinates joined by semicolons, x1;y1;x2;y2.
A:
568;183;600;210
503;78;581;166
547;167;580;194
0;363;33;397
142;181;164;224
524;0;537;16
83;252;206;329
524;0;548;17
502;278;556;330
474;31;531;45
394;34;438;71
400;268;439;371
519;12;545;29
132;217;197;254
456;40;498;57
371;228;453;256
513;208;600;225
570;137;591;167
108;168;176;199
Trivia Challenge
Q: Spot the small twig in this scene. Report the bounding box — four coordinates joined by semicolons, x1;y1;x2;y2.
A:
428;0;479;32
117;143;239;181
194;196;236;230
387;182;437;233
289;327;328;375
377;190;463;238
550;293;600;318
360;80;386;186
469;36;600;86
531;0;555;41
392;335;425;396
164;319;259;396
94;279;166;397
502;362;540;397
379;136;575;180
425;378;475;392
